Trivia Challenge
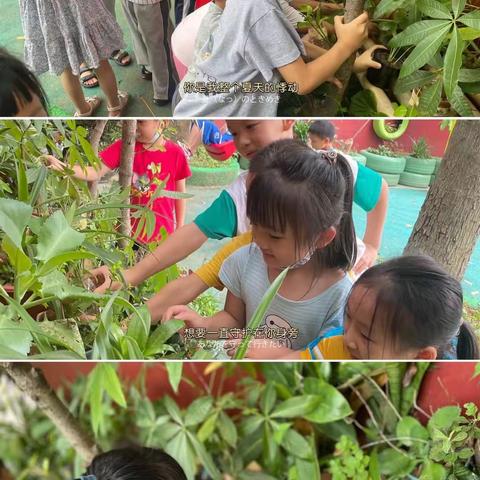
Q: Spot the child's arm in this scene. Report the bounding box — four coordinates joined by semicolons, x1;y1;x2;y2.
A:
355;178;388;274
147;273;209;324
278;13;369;95
174;179;187;230
43;155;111;181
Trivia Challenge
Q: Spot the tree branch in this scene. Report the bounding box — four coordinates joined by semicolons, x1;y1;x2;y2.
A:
1;363;99;464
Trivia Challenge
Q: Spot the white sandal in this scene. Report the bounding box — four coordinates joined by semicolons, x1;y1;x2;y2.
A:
74;96;102;117
107;90;129;117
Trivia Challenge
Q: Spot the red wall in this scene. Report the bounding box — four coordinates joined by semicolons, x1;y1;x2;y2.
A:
331;119;449;157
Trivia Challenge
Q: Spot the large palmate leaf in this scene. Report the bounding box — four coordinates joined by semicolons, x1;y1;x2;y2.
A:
448;85;475;116
417;0;452;19
459;10;480;30
0;198;33;249
418;76;443;116
35;210;85;261
443;26;464;98
389;20;451;47
374;0;409;19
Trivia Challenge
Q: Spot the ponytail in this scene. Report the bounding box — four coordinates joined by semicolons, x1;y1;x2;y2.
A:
457;321;480;359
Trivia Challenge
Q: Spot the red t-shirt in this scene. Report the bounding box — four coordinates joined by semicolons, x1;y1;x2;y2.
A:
100;139;191;243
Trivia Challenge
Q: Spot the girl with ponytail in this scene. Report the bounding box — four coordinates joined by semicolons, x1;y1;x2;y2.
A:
164;140;357;353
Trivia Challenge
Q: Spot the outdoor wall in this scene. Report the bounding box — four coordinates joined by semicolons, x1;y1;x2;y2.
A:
332;119;450;157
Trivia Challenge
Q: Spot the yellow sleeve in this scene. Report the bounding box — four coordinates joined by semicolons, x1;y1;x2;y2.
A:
319;336;352;360
195;232;253;290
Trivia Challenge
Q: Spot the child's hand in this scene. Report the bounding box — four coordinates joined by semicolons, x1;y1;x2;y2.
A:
334;12;369;54
353;45;386;74
41;154;67;172
87;265;121;294
162;305;204;328
353;243;378;275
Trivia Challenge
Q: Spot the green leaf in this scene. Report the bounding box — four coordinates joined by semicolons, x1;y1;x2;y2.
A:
0;198;33;249
271;395;320;419
459;68;480;82
2;236;32;276
396;416;429;446
374;0;408;18
0;305;32;356
390;20;451;47
97;363;127;407
369;450;381;480
294;458;320;480
184;396;213;426
417;0;452;19
443;26;464;98
260;383;277;415
197;413;219;442
418;77;443;116
40;270;98;300
303;378;353;423
459;10;480;30
187;430;222;480
218;411;237;447
144;319;184;357
394;70;437;94
459;27;480;40
378;448;416;476
452;0;466;18
233;266;289;359
166;362;183;394
428;405;461;432
165;431;196;480
127;304;151;352
36;318;86;358
420;461;447;480
282;429;311;459
15;159;28;203
164;395;183;424
349;90;381;117
36;210;85;261
399;24;452;78
448;85;475;116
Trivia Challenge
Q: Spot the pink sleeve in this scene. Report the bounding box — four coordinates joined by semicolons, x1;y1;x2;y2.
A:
99;139;123;170
174;146;192;181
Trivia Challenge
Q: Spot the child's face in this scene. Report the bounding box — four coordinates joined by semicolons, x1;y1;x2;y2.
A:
227;120;294;160
343;285;430;360
308;134;332;151
136;120;162;142
252;224;310;270
15;93;47;117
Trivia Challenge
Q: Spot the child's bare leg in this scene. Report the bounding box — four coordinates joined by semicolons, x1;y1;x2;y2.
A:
95;59;120;108
59;68;92;114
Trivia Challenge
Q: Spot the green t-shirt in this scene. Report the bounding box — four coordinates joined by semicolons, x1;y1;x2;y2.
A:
354;163;383;212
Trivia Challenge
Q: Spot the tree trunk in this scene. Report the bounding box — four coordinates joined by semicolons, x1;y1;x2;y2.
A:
1;363;99;464
404;121;480;280
118;120;137;249
315;0;365;116
88;120;108;199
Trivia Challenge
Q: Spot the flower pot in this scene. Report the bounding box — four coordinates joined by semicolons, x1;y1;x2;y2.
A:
434;157;442;174
404;156;437;175
399;171;431;189
361;149;406;174
380;172;400;186
187;162;240;187
366;49;402;91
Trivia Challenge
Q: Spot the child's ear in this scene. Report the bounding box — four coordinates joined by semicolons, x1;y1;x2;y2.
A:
316;227;336;249
415;347;437;360
283;120;295;132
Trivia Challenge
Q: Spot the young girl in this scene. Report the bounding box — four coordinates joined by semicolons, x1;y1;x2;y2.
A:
19;0;129;116
163;140;357;351
76;447;187;480
174;0;369;116
230;256;480;360
44;120;191;244
0;48;48;116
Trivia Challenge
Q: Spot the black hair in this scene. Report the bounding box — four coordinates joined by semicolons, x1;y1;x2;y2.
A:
248;139;357;273
351;255;479;359
84;447;187;480
0;48;48;116
308;120;336;141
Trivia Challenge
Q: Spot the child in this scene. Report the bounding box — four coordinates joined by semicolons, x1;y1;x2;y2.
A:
174;0;369;116
121;0;177;106
77;447;187;480
19;0;128;116
44;120;190;244
163;140;357;350
0;48;48;116
308;120;389;273
229;256;480;360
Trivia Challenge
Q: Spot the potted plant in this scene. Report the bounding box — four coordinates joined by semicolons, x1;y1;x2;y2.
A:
361;144;407;186
188;146;240;187
400;138;438;188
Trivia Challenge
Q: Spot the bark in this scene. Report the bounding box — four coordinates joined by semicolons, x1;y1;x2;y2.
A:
315;0;366;115
118;120;137;249
87;120;108;199
404;120;480;281
1;363;98;464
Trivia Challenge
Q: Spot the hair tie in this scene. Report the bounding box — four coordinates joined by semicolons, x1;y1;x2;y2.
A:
75;475;97;480
316;148;338;165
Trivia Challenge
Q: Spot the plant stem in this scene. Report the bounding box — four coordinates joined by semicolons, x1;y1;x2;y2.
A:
22;296;56;309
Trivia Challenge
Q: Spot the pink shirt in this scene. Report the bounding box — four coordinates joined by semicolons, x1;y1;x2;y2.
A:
100;139;191;243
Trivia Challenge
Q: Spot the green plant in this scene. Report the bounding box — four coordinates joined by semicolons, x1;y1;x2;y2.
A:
328;435;370;479
367;144;404;157
411;138;432;158
189;146;238;169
